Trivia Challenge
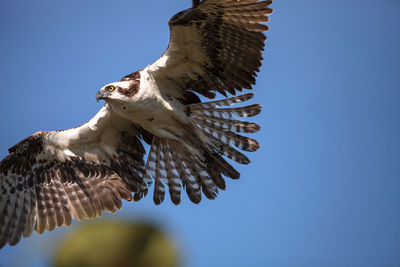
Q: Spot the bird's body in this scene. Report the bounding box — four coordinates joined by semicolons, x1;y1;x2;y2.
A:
106;70;189;140
0;0;273;249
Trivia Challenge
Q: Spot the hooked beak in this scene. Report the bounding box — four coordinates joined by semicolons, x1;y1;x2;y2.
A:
96;90;110;102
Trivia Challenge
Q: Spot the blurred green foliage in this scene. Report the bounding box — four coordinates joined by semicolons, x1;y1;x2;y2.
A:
53;220;179;267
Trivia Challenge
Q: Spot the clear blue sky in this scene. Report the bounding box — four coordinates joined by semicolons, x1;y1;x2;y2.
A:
0;0;399;266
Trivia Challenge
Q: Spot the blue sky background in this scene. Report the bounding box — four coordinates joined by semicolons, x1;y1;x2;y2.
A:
0;0;399;266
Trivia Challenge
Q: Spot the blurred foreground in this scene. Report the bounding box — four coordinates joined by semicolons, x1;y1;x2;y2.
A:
53;220;179;267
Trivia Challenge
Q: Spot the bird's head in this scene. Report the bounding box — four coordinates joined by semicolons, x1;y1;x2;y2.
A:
96;81;139;103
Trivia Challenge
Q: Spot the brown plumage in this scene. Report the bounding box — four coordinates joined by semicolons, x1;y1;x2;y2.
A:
119;71;141;97
0;107;146;248
129;0;273;100
0;0;273;249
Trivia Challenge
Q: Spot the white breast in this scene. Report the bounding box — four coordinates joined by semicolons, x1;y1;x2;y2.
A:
116;68;189;140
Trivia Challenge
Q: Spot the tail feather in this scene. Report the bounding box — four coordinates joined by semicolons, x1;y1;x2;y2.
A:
210;153;240;180
191;104;261;119
177;147;202;204
191;115;260;133
162;140;182;205
139;93;260;204
153;138;166;205
194;119;260;152
198;127;250;164
167;141;199;203
206;164;226;190
221;145;250;165
188;93;255;109
199;169;218;200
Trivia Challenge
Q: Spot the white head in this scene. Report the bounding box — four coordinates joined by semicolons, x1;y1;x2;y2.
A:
95;81;139;103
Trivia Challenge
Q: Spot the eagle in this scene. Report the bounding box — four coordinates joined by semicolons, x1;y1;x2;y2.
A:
0;0;273;248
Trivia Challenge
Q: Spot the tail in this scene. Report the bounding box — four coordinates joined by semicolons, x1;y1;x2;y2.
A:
134;93;261;205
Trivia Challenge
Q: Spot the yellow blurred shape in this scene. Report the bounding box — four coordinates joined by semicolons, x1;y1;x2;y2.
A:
54;220;179;267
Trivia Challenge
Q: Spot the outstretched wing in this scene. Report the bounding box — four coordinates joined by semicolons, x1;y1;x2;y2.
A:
0;105;146;248
140;0;273;99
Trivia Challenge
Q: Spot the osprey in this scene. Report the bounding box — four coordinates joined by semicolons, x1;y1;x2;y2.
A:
0;0;273;248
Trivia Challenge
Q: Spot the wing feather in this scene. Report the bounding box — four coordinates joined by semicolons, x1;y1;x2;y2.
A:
0;105;146;248
139;0;273;100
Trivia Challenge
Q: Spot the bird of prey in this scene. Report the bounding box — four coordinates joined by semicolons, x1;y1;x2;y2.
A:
0;0;273;248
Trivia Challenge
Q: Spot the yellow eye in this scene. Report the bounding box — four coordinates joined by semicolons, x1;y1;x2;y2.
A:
107;85;115;91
